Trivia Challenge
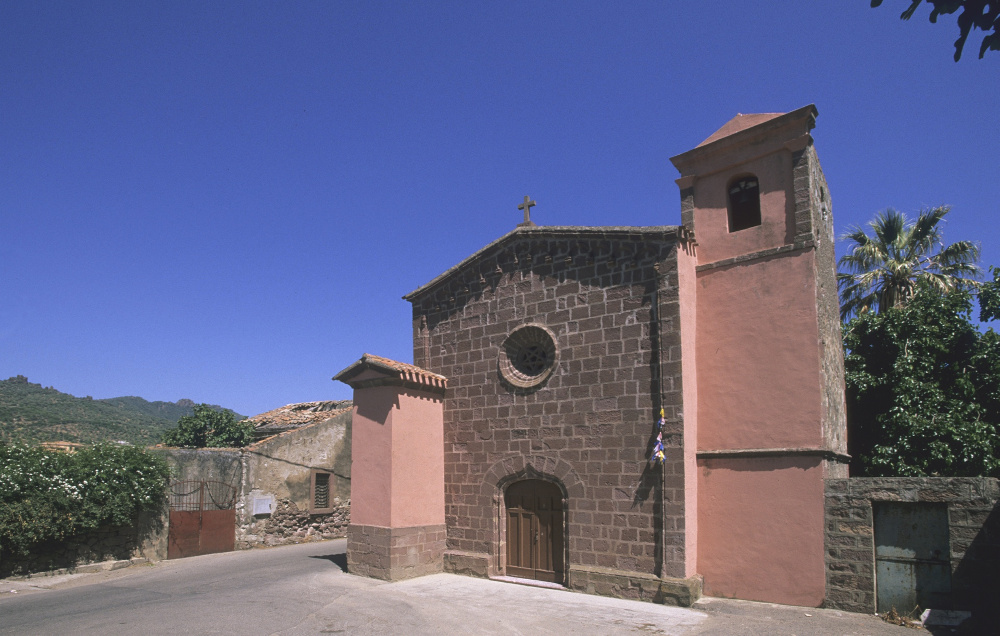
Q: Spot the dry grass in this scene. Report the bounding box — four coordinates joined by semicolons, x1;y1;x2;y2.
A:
880;607;923;629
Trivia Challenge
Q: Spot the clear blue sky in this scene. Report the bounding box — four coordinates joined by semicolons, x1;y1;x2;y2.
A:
2;2;997;417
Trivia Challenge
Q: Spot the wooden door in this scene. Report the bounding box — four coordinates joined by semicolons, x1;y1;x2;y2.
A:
505;479;564;583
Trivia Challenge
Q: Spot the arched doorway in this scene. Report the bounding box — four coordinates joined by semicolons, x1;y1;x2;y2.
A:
505;479;564;583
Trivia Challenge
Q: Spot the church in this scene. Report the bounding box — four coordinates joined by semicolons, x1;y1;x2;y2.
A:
334;104;848;607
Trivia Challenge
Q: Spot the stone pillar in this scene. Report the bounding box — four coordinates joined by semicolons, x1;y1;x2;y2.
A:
334;354;447;581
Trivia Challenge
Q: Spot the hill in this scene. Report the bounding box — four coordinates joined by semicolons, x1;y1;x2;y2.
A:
0;375;244;446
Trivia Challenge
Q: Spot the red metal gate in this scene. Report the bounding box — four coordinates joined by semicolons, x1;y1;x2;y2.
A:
167;480;237;559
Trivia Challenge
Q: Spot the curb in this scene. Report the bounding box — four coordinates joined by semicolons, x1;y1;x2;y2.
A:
3;556;149;582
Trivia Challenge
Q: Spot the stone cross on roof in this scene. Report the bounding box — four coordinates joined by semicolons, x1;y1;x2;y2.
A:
517;195;537;227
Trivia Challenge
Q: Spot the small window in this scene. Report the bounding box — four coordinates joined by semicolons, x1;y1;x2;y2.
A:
310;471;334;514
728;176;761;232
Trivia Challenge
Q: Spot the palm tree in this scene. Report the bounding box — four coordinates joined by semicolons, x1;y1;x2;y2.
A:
838;206;981;320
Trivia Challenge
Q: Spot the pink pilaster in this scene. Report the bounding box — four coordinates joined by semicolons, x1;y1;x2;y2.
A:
334;353;447;581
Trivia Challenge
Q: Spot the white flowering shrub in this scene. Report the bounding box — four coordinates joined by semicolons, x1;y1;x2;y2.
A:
0;442;169;557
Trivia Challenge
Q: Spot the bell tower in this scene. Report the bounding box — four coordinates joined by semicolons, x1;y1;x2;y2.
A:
670;105;847;606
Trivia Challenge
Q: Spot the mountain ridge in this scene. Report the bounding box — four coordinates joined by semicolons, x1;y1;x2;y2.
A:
0;375;245;446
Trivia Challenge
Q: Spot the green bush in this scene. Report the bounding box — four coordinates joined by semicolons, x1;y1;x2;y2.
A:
161;403;254;448
0;442;170;557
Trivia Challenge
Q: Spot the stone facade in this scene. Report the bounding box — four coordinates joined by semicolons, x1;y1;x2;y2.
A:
824;477;1000;620
341;105;848;608
567;565;702;606
407;227;689;582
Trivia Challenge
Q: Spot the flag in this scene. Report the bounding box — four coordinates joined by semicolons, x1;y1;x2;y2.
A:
650;433;665;466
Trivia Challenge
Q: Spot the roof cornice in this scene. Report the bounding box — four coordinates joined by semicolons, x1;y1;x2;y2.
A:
403;225;681;302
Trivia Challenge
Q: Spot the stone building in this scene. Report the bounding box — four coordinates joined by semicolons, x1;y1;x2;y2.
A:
336;105;849;606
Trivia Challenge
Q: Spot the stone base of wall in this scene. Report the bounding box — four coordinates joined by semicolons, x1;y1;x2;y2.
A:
568;565;702;607
347;523;446;581
443;550;490;578
0;511;163;578
237;499;350;549
439;553;701;608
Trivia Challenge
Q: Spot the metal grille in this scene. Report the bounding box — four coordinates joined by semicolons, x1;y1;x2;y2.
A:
313;473;330;509
169;480;236;511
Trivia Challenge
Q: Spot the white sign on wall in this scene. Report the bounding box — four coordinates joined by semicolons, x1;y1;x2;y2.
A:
252;495;275;515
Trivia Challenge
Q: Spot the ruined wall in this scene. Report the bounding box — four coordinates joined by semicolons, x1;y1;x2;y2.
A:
238;409;351;546
159;412;351;551
409;227;689;588
162;447;243;485
243;410;351;508
249;498;349;548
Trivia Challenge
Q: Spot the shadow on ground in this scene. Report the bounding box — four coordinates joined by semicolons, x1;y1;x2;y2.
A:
309;553;347;572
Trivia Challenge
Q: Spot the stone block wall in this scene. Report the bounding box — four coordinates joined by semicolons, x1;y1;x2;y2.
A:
824;477;1000;617
409;228;687;582
347;523;447;581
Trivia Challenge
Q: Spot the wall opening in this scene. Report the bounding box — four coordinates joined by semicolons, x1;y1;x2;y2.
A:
728;175;762;232
311;470;334;514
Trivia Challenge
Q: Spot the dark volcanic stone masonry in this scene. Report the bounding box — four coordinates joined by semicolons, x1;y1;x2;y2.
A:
407;227;690;581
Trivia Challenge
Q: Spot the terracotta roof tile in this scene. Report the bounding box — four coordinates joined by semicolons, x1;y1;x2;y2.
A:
333;353;448;393
248;400;353;434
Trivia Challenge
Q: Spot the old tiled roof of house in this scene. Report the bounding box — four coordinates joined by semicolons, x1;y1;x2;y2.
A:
249;400;353;436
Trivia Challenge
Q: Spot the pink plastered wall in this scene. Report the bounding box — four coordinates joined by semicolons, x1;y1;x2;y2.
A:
350;382;444;528
697;456;826;606
349;385;396;527
691;151;795;265
390;391;445;528
695;250;823;450
676;242;699;578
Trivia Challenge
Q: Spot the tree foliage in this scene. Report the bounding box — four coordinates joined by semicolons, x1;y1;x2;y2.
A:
844;285;1000;477
872;0;1000;60
979;265;1000;322
837;206;980;320
0;443;170;558
161;403;254;448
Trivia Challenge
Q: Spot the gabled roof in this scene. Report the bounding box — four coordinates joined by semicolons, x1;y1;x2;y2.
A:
697;113;785;147
333;353;448;394
402;225;681;302
670;104;818;176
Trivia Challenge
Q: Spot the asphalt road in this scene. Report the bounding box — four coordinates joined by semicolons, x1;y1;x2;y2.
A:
1;539;915;635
